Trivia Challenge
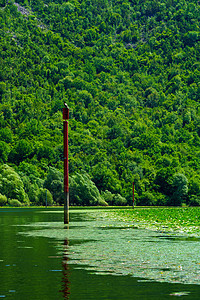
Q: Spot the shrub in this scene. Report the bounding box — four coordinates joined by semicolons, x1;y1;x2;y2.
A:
44;167;64;204
171;173;188;206
0;164;27;203
101;190;114;205
0;193;7;206
137;192;155;206
70;172;103;206
9;199;22;207
26;183;40;205
113;194;127;206
155;193;168;206
38;188;54;206
188;195;200;206
98;198;108;206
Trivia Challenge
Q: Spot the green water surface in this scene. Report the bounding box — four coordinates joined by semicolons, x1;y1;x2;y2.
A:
0;208;200;299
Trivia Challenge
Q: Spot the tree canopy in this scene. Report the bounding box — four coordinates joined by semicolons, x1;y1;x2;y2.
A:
0;0;200;206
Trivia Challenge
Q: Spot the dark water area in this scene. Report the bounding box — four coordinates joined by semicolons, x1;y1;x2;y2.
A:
0;208;200;299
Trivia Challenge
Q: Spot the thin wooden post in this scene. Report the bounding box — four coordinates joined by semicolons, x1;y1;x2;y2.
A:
46;189;47;208
133;182;135;209
63;104;69;224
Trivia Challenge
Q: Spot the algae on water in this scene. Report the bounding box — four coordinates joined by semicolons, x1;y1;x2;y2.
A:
19;209;200;285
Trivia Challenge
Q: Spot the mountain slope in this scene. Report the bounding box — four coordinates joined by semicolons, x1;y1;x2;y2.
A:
0;0;200;206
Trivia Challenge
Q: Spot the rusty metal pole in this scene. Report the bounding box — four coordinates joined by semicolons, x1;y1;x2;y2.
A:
133;182;135;209
63;104;69;224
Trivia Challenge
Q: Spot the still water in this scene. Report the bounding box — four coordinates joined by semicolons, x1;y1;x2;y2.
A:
0;208;200;299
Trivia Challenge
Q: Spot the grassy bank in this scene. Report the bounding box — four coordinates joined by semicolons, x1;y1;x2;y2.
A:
109;207;200;236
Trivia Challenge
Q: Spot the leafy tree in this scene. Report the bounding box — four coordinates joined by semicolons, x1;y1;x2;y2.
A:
37;145;56;162
0;193;7;206
92;163;121;193
171;173;188;206
70;172;103;206
0;82;6;98
8;199;22;207
26;183;40;205
188;195;200;207
154;167;174;197
113;194;127;206
137;191;156;206
0;141;10;163
1;0;200;206
43;167;64;204
101;190;114;205
38;188;53;206
0;127;13;143
187;176;200;206
9;140;33;164
0;164;29;204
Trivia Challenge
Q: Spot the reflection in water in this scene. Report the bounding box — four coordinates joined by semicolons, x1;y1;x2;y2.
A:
60;239;70;299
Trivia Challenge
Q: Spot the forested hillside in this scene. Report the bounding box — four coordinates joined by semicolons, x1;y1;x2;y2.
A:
0;0;200;206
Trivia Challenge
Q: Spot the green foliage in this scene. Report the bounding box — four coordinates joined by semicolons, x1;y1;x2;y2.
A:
9;140;33;164
101;190;114;205
0;127;13;143
70;173;103;206
43;167;64;204
171;173;188;206
0;164;29;204
38;188;54;206
0;193;7;206
26;183;40;205
0;141;10;163
0;0;200;206
137;191;156;206
188;195;200;207
112;207;200;235
8;199;22;207
97;198;108;206
92;163;122;194
113;194;127;206
188;176;200;200
101;190;127;205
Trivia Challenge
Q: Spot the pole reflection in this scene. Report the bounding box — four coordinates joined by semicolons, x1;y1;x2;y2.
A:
60;239;70;299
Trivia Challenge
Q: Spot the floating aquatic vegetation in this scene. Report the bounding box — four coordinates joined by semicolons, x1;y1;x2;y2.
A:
19;209;200;285
110;207;200;236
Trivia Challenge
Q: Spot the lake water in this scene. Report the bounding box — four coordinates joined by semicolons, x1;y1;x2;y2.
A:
0;208;200;299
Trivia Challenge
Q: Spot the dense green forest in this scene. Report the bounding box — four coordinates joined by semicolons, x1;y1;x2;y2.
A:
0;0;200;206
